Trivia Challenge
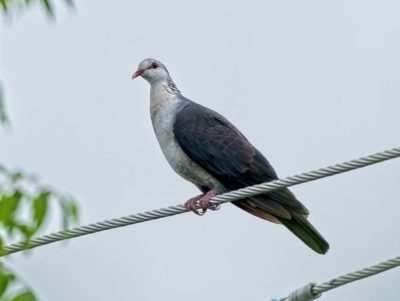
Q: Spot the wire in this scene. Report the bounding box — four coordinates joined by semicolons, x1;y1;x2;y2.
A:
1;146;400;257
276;256;400;301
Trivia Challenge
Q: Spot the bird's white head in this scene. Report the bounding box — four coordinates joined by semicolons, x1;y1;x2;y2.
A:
132;58;170;84
132;58;181;95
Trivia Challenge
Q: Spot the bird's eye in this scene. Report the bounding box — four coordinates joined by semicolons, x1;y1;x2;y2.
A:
151;62;158;69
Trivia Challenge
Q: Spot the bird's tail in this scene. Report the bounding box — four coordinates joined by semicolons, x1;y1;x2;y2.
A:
232;197;329;254
277;212;329;254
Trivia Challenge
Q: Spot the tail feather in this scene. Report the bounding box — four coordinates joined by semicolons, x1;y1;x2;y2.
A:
233;200;329;254
277;212;329;254
232;200;281;224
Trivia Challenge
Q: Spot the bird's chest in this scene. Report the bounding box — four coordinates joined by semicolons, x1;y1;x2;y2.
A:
150;100;217;188
151;104;181;165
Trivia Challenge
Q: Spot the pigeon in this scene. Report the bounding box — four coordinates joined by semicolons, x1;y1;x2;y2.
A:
132;58;329;254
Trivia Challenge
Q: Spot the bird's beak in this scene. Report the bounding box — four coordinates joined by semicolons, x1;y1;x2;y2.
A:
132;69;144;79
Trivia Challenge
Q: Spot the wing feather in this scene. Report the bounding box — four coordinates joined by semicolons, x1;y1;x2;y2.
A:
173;101;329;254
173;102;307;218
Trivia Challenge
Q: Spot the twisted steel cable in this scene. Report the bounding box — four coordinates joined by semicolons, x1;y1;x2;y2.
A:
277;256;400;301
313;256;400;294
2;146;400;257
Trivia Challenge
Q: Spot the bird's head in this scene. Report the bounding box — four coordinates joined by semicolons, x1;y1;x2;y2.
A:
132;58;170;84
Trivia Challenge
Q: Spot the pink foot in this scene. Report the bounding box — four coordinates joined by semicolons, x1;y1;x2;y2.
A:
184;189;220;216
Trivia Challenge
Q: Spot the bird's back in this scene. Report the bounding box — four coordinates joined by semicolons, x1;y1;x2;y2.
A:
173;100;329;254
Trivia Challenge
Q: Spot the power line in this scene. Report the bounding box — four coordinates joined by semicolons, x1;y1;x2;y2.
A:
1;146;399;257
274;256;400;301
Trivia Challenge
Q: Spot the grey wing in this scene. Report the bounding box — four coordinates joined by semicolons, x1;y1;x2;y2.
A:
173;102;309;220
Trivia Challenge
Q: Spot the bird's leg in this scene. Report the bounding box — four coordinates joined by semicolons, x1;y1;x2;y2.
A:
184;189;220;216
198;189;220;211
184;195;206;216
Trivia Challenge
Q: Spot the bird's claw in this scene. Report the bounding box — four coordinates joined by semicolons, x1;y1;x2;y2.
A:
184;189;220;216
198;190;220;211
184;196;206;216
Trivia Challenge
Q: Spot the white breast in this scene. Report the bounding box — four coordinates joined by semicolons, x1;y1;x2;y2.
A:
149;85;223;191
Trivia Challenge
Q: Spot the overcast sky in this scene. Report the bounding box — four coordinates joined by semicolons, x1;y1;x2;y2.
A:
1;0;400;300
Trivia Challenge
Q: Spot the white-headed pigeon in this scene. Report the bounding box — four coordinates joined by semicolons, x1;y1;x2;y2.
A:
132;58;329;254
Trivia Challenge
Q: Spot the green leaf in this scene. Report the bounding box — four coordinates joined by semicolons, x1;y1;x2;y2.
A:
59;199;69;230
16;224;35;243
10;172;23;183
70;202;78;222
10;291;36;301
40;0;53;15
0;83;8;125
58;196;79;230
0;238;5;257
32;190;50;230
0;1;7;12
0;272;10;297
0;191;22;229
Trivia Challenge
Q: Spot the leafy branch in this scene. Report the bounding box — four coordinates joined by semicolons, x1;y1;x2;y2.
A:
0;0;79;299
0;165;79;246
0;165;79;300
0;0;74;17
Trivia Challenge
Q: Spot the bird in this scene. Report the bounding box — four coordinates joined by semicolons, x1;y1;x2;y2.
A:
132;58;329;254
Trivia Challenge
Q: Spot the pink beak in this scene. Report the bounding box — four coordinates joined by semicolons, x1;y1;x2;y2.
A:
132;69;144;79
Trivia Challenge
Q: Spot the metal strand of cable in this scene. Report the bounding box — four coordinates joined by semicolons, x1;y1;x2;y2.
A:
1;146;400;257
277;256;400;301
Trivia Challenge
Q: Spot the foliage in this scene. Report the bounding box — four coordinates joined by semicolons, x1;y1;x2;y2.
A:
0;165;79;300
0;165;79;246
0;0;74;17
0;263;36;301
0;0;79;299
0;83;8;126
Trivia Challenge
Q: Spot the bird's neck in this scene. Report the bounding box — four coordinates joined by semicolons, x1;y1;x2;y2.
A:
149;78;182;119
150;76;180;96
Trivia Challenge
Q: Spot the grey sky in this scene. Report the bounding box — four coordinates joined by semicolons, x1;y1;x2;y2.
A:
1;0;399;300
